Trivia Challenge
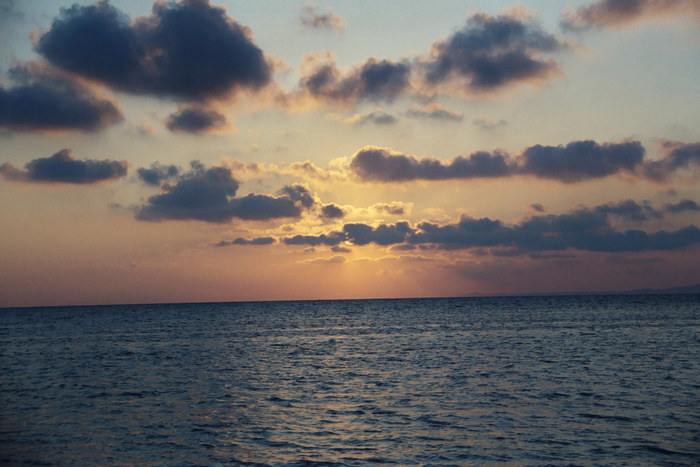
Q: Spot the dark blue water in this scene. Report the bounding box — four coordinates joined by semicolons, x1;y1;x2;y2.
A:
1;295;699;465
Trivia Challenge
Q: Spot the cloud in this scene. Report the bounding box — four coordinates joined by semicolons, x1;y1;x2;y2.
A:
165;106;230;134
642;141;700;182
304;255;346;264
405;103;464;121
473;115;507;130
136;162;180;186
418;11;565;94
300;2;345;33
663;199;699;213
0;65;122;132
342;108;398;126
295;53;411;105
215;237;276;246
561;0;700;31
35;0;272;101
321;203;345;219
520;140;645;182
1;148;127;184
280;200;700;253
592;199;661;221
284;231;346;247
134;161;312;223
349;146;515;182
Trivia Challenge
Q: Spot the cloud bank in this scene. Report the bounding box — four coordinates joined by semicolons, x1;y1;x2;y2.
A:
348;140;699;184
282;200;700;253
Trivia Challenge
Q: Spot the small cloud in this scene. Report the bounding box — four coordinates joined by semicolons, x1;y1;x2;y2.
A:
530;203;545;213
321;203;345;219
165;106;232;134
561;0;700;31
1;149;127;184
136;162;180;186
214;237;276;247
406;103;463;121
300;1;345;34
304;255;347;264
344;109;398;126
473;115;507;131
331;245;352;253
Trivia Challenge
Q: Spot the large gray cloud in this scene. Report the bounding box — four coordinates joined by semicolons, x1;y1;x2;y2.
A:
134;162;313;223
561;0;700;31
520;140;644;182
349;140;654;183
420;11;564;92
350;147;514;182
0;66;122;132
35;0;272;101
0;149;127;184
282;200;700;253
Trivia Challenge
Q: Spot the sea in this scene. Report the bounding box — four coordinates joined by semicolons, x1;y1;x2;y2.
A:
1;294;698;466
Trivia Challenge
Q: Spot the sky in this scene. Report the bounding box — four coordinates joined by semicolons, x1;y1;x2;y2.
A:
1;0;699;307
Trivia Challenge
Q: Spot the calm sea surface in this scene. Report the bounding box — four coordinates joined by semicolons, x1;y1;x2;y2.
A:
1;295;698;465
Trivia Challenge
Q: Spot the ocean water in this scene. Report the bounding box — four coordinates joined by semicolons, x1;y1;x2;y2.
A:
1;295;698;466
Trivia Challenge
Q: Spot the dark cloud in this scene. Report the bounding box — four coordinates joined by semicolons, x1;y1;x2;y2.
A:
0;65;122;132
279;184;315;208
35;0;272;101
134;162;310;223
299;56;411;104
281;200;700;253
406;103;464;121
561;0;700;31
345;221;413;246
1;149;127;184
642;141;700;182
215;237;275;246
420;11;564;92
136;162;180;186
350;147;514;182
348;140;699;184
530;203;545;212
321;203;345;219
284;232;345;247
664;199;700;213
165;106;228;134
593;199;661;221
300;2;345;33
520;140;644;182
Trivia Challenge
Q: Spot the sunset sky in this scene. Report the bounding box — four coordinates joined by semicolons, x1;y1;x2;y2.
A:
1;0;699;307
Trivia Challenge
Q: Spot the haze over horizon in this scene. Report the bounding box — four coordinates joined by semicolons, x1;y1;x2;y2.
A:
1;0;699;307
